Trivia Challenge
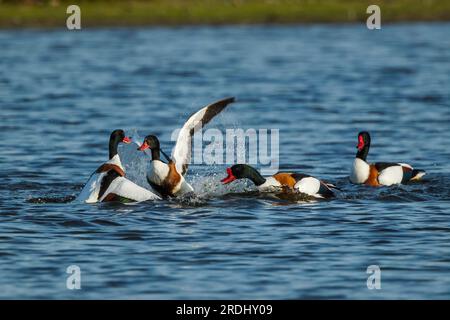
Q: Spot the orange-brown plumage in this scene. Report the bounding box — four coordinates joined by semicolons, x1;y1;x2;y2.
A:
273;173;297;188
161;161;182;196
364;165;381;187
96;164;125;177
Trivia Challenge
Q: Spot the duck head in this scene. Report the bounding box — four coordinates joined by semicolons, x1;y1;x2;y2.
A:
137;135;160;151
221;164;266;186
356;131;371;161
109;129;132;159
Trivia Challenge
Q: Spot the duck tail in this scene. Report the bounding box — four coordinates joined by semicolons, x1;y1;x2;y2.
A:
318;182;340;199
411;169;426;181
325;182;342;191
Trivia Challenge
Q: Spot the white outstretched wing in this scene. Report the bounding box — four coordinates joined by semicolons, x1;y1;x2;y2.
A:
75;172;106;203
171;97;235;175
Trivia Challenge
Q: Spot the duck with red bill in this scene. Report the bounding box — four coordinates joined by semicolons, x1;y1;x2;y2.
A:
220;164;337;199
136;97;236;198
137;135;171;162
350;131;426;186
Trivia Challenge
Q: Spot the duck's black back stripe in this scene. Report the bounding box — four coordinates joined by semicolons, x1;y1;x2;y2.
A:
374;162;399;172
98;170;121;200
290;173;310;181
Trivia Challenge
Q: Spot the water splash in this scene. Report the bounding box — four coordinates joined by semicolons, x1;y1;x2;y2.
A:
120;128;153;189
117;128;256;202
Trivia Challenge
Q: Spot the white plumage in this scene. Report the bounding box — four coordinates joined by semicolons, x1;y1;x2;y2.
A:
377;165;404;186
171;97;235;176
350;158;370;184
294;177;322;198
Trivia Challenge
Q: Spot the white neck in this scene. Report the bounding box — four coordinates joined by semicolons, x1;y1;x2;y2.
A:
106;154;125;172
350;158;370;184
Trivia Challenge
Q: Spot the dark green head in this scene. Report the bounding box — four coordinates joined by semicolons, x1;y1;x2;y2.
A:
109;129;131;159
221;164;266;186
137;135;160;151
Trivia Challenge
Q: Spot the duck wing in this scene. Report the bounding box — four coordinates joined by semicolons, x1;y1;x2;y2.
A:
77;162;161;203
293;176;336;199
76;171;106;203
171;97;235;176
99;176;161;203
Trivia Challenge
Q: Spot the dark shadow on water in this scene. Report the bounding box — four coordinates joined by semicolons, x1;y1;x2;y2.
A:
219;190;324;205
26;195;76;204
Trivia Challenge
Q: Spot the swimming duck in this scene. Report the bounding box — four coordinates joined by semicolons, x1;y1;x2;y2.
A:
350;131;426;186
76;129;161;203
138;97;235;197
221;164;337;199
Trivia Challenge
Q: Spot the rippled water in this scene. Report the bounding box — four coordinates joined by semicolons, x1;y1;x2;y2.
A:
1;24;449;299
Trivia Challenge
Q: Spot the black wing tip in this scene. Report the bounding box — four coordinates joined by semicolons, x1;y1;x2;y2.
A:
327;184;342;191
214;96;236;105
203;97;236;115
226;96;236;103
202;97;236;112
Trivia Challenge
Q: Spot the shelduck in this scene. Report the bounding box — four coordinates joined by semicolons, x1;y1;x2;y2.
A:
76;130;161;203
350;131;426;186
221;164;337;199
138;97;235;197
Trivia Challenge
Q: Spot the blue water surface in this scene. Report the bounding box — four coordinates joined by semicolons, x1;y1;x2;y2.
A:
0;23;449;299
